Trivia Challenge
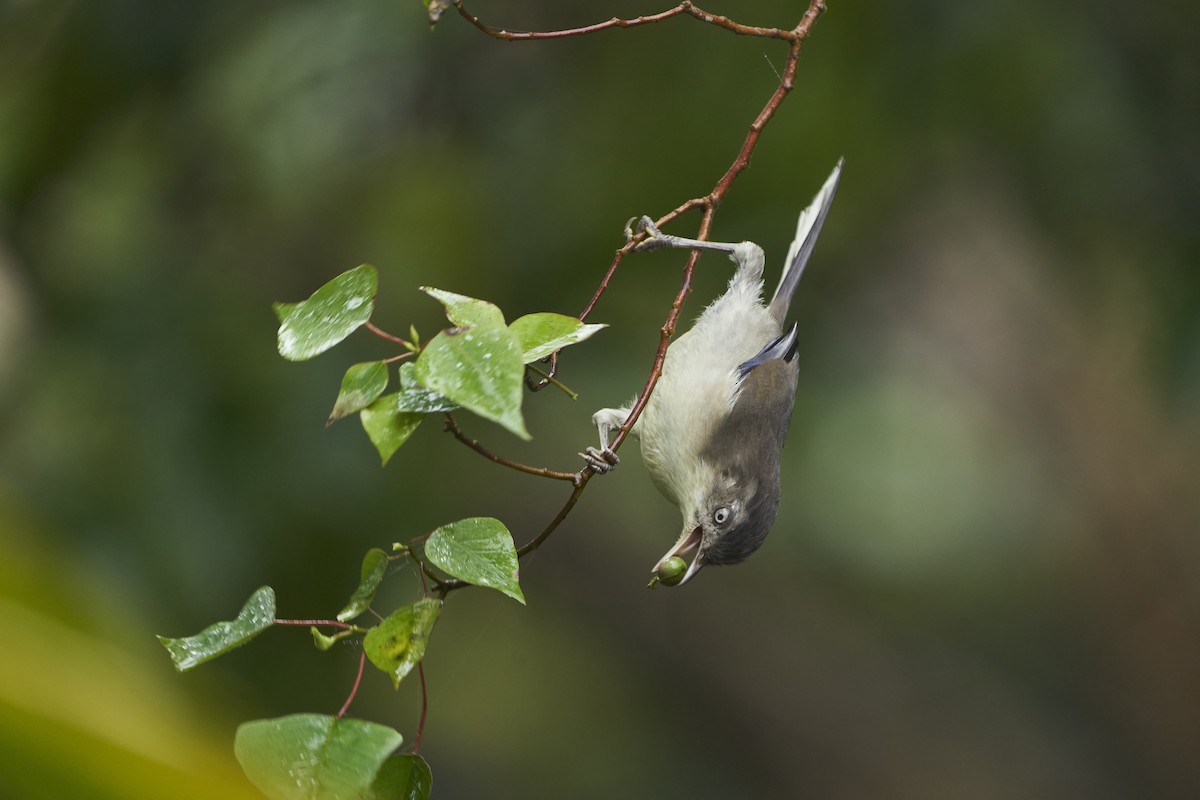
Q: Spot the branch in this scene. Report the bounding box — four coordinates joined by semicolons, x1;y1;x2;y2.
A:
443;413;580;483
336;649;367;718
454;1;797;42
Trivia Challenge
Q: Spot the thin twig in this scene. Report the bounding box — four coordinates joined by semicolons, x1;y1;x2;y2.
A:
275;618;359;630
454;1;795;42
336;649;367;718
414;662;429;754
443;413;580;483
365;321;413;348
525;363;577;399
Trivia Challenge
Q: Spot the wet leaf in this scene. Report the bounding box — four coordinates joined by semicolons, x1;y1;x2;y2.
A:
414;325;529;439
363;599;442;688
234;714;402;800
509;312;607;363
157;586;275;671
425;517;525;604
274;265;377;361
329;361;389;424
394;388;458;415
393;363;457;413
419;286;504;328
360;394;423;465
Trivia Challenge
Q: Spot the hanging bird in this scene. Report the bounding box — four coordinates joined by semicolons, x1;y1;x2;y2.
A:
582;160;843;586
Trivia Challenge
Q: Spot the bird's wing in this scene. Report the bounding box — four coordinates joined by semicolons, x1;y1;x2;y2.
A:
736;322;798;380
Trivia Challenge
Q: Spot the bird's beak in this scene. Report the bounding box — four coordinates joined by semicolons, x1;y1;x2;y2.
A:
652;524;705;586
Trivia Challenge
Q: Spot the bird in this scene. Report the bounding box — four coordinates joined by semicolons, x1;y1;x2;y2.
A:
581;160;843;587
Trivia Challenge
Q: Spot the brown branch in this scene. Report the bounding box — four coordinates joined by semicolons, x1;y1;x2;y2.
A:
454;1;796;42
365;321;413;348
443;413;580;483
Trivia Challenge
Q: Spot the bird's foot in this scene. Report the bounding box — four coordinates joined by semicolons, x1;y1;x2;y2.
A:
625;216;670;252
580;446;620;474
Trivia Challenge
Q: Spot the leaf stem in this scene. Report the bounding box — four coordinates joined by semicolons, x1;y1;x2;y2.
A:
275;618;359;630
414;662;429;755
525;364;577;399
365;321;413;349
336;649;367;718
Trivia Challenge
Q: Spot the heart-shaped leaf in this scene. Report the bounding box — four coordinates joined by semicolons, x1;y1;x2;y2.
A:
329;361;389;424
424;517;524;604
157;586;275;671
414;325;529;439
234;714;402;800
360;394;423;465
274;265;377;361
509;312;607;363
363;599;442;688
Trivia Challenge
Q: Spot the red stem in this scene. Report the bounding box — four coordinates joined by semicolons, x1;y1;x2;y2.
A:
414;662;429;754
337;649;368;718
365;321;412;347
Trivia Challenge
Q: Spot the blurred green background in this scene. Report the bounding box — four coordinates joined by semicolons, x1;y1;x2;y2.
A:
1;0;1197;797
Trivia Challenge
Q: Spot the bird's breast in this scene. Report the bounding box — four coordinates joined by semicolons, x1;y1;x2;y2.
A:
635;296;779;506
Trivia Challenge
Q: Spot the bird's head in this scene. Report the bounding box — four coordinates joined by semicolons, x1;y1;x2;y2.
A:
649;465;781;587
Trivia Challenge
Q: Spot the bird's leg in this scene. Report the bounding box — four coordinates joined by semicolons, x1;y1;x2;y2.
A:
580;407;628;474
629;217;764;285
629;216;740;255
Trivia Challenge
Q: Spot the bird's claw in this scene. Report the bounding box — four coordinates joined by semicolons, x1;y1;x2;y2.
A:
627;215;667;252
580;446;620;474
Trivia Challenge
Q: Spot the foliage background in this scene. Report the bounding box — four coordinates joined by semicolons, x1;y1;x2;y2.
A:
1;0;1197;797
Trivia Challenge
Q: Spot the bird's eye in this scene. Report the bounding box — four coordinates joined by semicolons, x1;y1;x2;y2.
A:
713;507;731;525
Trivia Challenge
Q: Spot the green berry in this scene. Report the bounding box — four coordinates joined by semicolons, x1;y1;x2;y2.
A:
655;556;688;586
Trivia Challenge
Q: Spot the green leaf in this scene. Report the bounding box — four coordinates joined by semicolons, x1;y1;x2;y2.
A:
366;754;432;800
329;361;389;424
414;325;529;439
234;714;402;800
311;627;354;651
393;363;456;412
363;599;442;688
420;286;505;327
425;517;525;604
393;389;458;414
397;362;418;389
360;394;423;465
509;312;607;363
157;586;275;671
274;265;378;361
337;548;390;622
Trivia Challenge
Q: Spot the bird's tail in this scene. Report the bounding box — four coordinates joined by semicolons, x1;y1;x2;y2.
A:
768;158;843;322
